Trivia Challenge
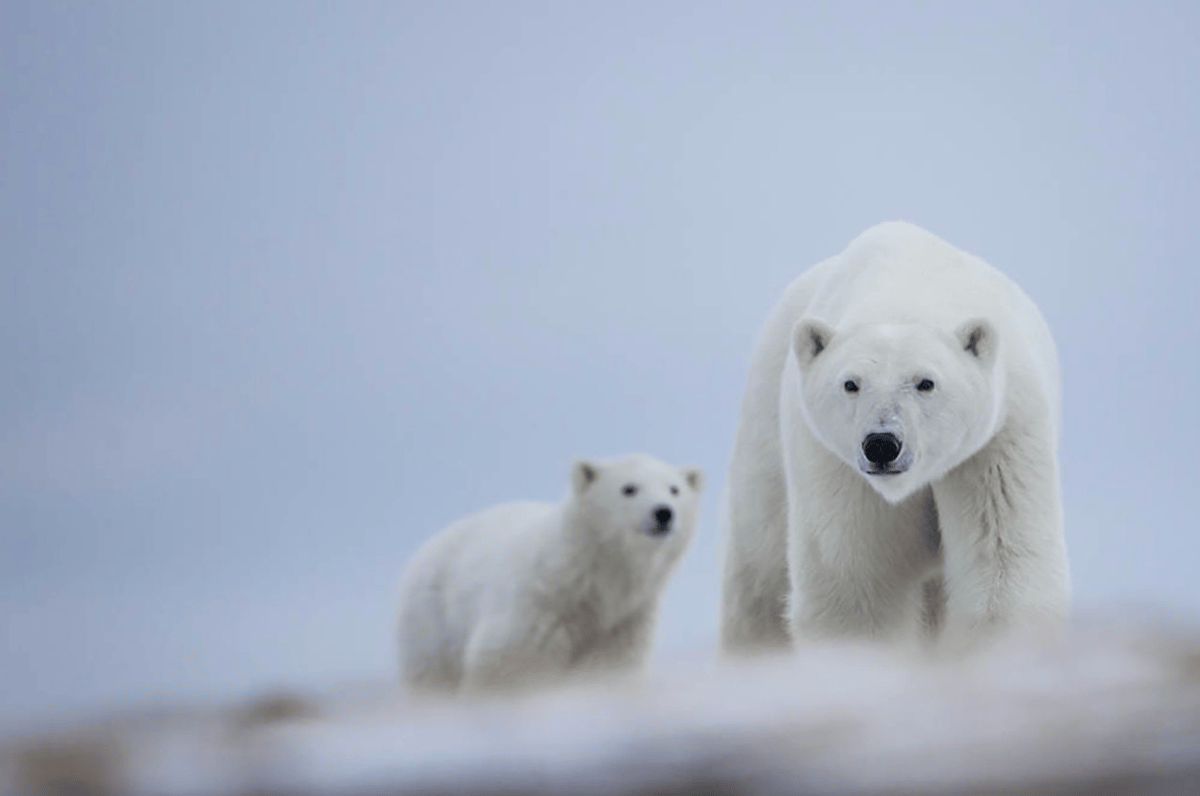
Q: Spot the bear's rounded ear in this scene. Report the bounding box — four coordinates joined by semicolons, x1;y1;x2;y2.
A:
956;318;997;366
681;466;705;494
792;319;836;368
571;459;601;494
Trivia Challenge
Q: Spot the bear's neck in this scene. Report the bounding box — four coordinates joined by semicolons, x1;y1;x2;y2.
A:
543;510;649;629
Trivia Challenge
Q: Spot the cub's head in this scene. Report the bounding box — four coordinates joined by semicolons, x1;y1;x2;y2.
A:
791;317;1003;504
568;454;704;553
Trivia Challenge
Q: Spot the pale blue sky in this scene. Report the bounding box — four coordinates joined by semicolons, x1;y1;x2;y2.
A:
2;1;1197;733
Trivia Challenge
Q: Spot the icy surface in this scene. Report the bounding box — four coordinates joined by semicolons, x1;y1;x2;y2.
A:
5;619;1200;795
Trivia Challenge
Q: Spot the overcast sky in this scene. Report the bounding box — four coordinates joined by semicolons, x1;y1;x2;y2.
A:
2;1;1198;734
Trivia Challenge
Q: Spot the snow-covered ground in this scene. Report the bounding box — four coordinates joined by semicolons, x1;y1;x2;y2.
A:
4;614;1200;796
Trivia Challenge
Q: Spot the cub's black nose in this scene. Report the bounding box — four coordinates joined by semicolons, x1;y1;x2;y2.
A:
653;505;673;527
862;433;902;465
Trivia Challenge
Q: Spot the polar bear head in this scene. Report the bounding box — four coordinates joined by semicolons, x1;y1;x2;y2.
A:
791;317;1003;504
567;454;704;558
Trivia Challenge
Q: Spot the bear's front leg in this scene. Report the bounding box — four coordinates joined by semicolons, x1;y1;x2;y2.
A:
719;442;793;653
784;445;936;645
721;527;791;653
787;565;890;643
574;610;657;674
786;531;930;645
933;428;1071;652
461;618;572;694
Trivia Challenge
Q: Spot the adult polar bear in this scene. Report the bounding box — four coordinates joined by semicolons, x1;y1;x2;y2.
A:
720;222;1070;653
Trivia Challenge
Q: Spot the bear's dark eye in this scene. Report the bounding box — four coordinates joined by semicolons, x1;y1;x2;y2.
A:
622;484;638;496
843;380;859;393
916;378;935;392
670;485;679;496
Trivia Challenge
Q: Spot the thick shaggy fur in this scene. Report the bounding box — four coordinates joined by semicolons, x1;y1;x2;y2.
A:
720;222;1070;654
397;454;703;693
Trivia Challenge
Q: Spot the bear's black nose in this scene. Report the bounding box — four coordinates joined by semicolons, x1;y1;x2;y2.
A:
653;505;673;527
862;433;902;465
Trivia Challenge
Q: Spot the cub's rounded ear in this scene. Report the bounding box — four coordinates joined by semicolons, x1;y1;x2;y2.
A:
681;466;705;494
956;318;997;367
572;459;601;494
792;319;836;368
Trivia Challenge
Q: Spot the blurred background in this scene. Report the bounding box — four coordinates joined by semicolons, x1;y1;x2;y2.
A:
2;1;1197;735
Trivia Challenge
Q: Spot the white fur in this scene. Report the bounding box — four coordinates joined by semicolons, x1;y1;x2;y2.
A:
720;222;1070;654
397;454;704;693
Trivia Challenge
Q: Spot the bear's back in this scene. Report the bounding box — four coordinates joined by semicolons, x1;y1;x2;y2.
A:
399;501;559;646
804;223;1010;328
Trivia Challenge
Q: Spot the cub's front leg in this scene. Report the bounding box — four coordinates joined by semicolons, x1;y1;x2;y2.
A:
461;616;572;694
574;610;656;675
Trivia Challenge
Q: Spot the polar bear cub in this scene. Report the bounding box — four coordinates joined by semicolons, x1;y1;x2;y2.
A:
397;454;703;693
720;221;1070;654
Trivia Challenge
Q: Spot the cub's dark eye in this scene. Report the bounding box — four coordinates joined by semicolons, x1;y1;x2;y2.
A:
669;485;680;496
622;484;638;496
916;378;935;392
843;380;859;393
